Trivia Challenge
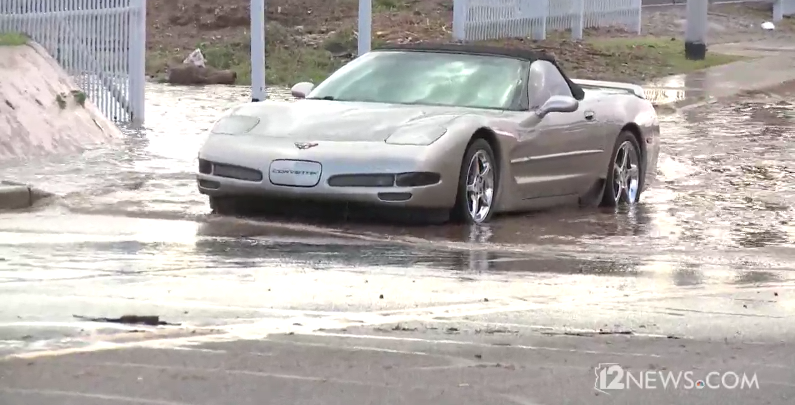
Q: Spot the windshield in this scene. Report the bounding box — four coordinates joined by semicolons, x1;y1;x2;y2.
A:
307;51;524;110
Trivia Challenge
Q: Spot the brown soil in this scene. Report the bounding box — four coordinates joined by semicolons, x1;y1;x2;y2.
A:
148;0;417;50
146;0;793;84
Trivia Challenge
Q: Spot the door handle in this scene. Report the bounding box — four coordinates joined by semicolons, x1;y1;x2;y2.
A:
584;111;595;121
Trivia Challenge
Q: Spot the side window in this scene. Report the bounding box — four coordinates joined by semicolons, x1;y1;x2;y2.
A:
526;60;573;109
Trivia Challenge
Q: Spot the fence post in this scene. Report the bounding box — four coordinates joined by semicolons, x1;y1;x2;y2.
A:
532;0;548;40
684;0;707;60
358;0;372;56
452;0;467;41
250;0;266;102
773;0;783;22
131;0;147;125
633;0;642;34
571;0;584;40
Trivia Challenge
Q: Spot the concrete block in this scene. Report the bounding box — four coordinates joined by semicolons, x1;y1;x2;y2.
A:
0;184;32;210
0;181;54;210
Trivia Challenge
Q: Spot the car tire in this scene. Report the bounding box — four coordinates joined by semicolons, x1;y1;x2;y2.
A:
601;130;643;207
453;138;499;224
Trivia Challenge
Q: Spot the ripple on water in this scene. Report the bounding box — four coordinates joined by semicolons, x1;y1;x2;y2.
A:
650;98;794;250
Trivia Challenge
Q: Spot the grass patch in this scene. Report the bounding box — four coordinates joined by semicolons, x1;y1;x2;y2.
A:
373;0;410;12
588;37;744;80
0;32;27;46
199;39;252;83
265;46;344;86
70;90;87;107
187;41;341;86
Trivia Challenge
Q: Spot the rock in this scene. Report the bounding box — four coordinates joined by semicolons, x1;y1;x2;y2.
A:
183;48;206;67
167;65;237;85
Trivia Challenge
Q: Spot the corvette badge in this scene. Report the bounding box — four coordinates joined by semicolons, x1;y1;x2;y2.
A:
294;142;319;150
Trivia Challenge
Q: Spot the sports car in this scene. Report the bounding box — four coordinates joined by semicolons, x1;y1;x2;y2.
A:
196;43;660;224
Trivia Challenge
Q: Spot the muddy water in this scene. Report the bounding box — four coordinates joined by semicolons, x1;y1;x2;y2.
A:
325;95;795;269
1;83;794;354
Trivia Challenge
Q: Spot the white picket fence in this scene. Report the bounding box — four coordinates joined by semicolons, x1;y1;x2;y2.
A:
0;0;146;125
452;0;641;41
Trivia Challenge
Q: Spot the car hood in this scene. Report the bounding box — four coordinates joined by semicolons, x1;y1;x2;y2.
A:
226;100;488;142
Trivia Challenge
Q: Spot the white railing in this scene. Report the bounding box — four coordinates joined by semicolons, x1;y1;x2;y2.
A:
0;0;146;125
453;0;641;41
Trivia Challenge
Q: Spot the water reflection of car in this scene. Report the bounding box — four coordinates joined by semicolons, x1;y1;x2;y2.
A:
196;43;660;224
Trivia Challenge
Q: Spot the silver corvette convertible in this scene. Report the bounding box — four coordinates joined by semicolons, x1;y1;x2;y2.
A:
197;44;660;224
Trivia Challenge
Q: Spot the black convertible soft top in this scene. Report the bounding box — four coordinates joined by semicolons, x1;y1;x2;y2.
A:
374;43;585;100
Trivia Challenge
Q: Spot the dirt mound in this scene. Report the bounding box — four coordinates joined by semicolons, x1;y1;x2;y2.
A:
0;41;121;162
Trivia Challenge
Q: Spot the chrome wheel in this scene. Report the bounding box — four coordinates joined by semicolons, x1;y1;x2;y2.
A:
465;150;495;222
612;141;640;204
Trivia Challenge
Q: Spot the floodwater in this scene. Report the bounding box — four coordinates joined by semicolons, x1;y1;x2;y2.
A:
0;83;794;356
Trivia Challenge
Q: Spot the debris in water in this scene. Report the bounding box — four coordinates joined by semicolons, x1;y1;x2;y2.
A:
542;329;634;337
73;314;179;326
391;324;418;332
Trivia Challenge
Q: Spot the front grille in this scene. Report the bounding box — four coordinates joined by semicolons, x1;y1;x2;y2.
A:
199;159;263;182
213;163;263;182
328;174;395;187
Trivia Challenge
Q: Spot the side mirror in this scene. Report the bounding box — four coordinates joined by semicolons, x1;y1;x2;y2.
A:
290;82;315;98
536;95;579;118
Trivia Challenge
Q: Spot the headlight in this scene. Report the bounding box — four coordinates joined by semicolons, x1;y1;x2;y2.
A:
385;126;447;146
210;115;260;135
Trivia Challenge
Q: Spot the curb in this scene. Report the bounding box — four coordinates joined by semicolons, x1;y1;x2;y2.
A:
0;181;53;210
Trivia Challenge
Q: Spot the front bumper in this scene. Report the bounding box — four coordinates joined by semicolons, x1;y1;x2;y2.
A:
196;136;461;209
197;172;453;208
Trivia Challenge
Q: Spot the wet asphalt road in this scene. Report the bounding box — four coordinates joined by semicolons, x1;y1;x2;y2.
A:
0;82;794;403
2;332;794;405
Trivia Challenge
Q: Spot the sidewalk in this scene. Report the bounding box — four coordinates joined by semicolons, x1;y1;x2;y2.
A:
644;40;795;109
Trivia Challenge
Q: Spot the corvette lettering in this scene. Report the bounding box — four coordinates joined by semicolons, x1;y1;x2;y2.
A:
271;169;319;176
